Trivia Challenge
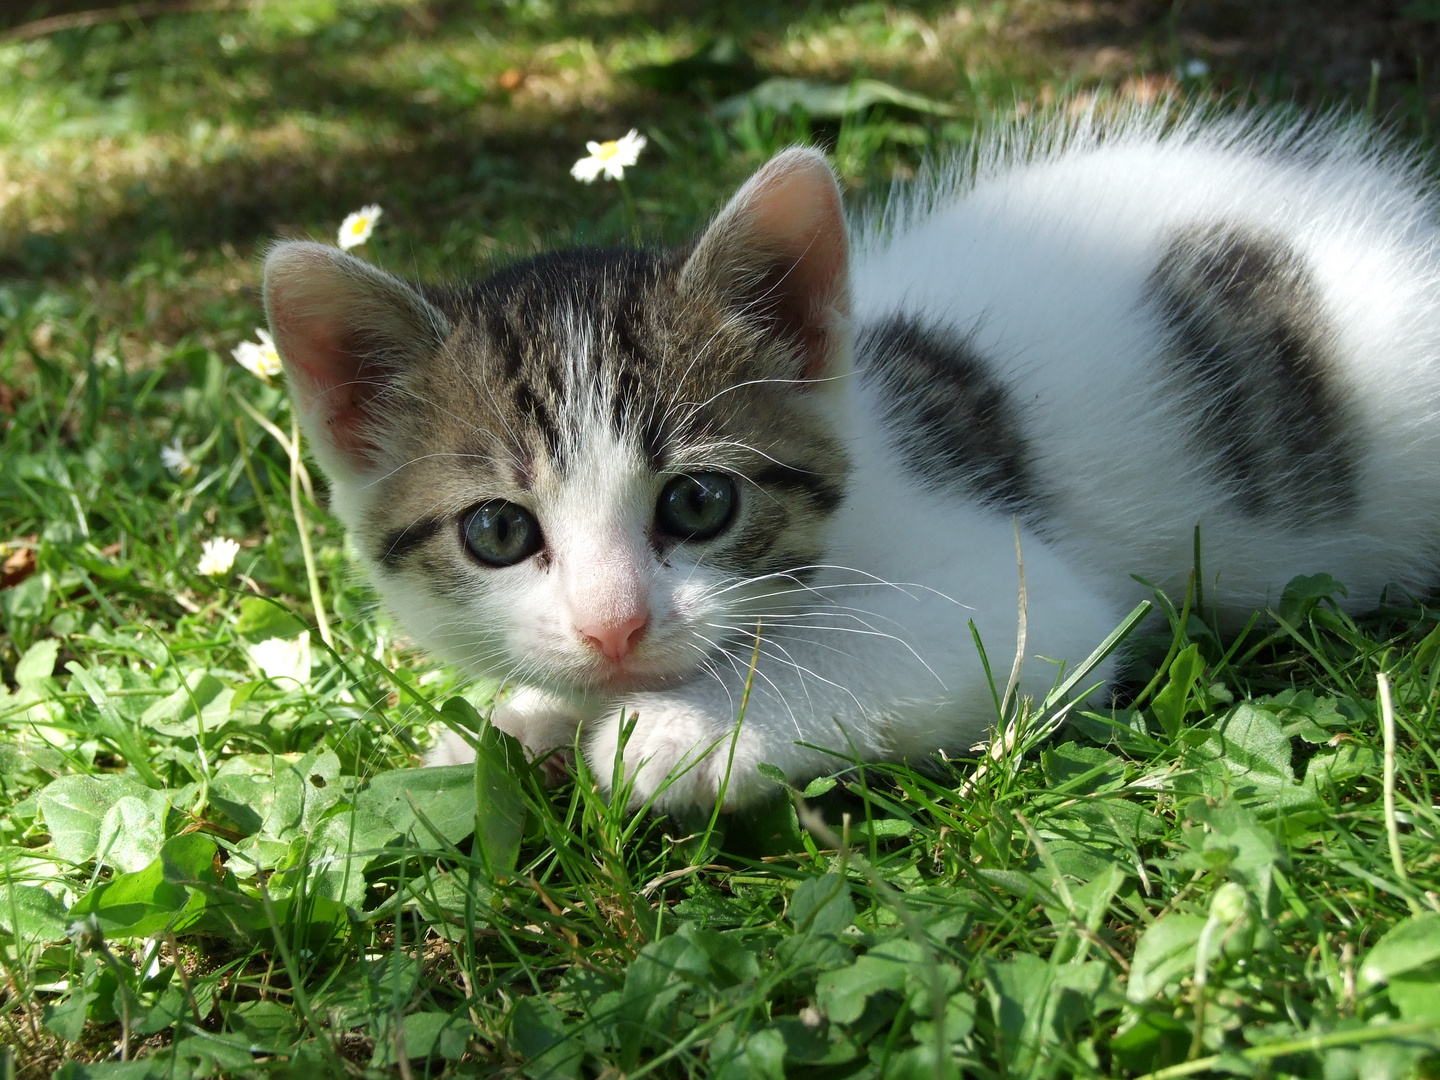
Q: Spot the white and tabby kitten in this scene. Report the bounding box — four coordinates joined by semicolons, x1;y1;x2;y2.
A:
263;110;1440;813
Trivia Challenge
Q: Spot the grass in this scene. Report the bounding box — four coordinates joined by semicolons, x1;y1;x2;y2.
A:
2;1;1440;1077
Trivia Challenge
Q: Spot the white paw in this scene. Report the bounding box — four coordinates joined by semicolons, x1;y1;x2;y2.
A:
585;697;775;813
489;685;588;760
424;685;588;784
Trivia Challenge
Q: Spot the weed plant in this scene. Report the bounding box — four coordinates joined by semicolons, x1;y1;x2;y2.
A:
2;2;1439;1077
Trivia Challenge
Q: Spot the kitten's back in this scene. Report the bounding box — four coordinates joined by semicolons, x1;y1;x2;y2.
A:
853;109;1440;615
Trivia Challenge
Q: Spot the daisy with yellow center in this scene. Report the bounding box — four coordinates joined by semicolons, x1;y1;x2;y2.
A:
338;204;382;250
232;328;284;381
571;129;647;183
160;437;197;480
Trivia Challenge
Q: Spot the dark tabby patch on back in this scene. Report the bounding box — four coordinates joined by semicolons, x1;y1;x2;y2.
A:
1149;224;1359;519
860;315;1034;513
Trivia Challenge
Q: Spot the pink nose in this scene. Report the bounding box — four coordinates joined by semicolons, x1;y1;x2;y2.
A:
578;612;648;663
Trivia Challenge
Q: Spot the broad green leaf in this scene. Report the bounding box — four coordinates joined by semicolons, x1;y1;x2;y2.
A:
211;750;342;841
612;934;711;1062
1;571;50;625
1068;862;1127;935
1354;1040;1432;1080
789;873;855;936
0;883;68;943
295;808;400;905
679;924;760;985
1127;914;1207;1003
755;761;788;788
770;1015;860;1065
849;817;913;841
370;1010;474;1065
438;696;527;870
42;991;94;1043
14;637;59;692
38;774;168;865
69;834;216;937
1109;1009;1192;1073
357;765;477;847
985;955;1114;1072
1041;743;1125;793
96;796;163;874
802;775;837;798
1277;573;1347;624
710;1025;786;1080
1185;799;1282;902
817;956;904;1024
1388;967;1440;1022
883;1043;965;1080
140;670;228;737
622;933;711;1008
1359;912;1440;990
910;991;976;1046
509;996;583;1079
234;596;307;642
223;999;299;1052
1178;704;1323;814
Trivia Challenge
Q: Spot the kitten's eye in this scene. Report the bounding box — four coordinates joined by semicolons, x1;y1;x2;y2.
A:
656;473;737;542
461;500;543;567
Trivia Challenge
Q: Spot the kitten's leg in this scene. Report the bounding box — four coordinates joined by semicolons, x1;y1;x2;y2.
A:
426;685;595;784
582;642;903;815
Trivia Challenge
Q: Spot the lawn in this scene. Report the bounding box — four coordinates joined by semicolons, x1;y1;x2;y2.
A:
2;1;1440;1077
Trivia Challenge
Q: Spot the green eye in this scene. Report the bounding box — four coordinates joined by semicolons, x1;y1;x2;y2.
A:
656;473;737;542
462;500;543;567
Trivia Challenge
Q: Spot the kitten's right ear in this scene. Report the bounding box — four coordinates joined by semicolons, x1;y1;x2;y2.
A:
680;147;850;385
263;242;449;479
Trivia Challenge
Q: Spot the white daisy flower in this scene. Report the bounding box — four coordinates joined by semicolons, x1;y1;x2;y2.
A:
232;328;283;381
338;204;382;250
160;437;197;479
571;129;647;183
197;536;241;578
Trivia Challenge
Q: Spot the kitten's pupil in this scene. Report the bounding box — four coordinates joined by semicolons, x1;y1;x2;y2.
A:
462;500;543;567
656;473;737;542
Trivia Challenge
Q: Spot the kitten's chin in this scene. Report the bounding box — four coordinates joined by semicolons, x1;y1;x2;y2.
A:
575;666;694;695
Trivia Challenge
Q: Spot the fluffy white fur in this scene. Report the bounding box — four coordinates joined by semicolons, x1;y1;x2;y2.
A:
271;110;1440;814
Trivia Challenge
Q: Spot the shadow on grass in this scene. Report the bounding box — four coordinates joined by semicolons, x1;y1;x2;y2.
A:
8;0;982;284
1;0;1435;300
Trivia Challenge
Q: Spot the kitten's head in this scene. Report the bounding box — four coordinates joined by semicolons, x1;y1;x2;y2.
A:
264;149;851;699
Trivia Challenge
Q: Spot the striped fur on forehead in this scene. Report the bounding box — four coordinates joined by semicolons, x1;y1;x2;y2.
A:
358;243;850;576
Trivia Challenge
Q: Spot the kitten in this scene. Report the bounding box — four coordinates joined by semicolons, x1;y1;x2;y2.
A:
263;109;1440;814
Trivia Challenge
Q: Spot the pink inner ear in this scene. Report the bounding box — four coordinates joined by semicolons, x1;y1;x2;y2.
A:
732;152;851;382
268;297;386;465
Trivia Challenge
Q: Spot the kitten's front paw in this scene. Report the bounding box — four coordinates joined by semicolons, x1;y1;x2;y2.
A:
425;686;587;784
585;697;775;813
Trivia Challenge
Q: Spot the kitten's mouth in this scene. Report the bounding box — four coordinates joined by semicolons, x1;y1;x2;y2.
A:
573;654;698;695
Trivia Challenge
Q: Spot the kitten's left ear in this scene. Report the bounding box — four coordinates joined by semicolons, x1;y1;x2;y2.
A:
680;147;850;384
263;241;450;481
